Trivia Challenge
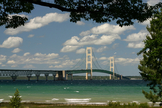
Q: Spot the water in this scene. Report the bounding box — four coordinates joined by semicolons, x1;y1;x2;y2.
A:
0;80;150;103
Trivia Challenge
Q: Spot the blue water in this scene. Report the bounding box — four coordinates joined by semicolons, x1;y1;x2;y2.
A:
0;80;150;103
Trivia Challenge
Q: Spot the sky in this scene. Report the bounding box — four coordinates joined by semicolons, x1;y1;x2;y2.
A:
0;0;161;76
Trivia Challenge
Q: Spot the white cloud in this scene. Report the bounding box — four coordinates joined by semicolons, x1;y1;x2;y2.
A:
24;52;30;56
28;34;34;38
147;0;161;6
12;48;21;53
76;48;85;54
115;57;141;65
140;18;152;26
124;31;147;42
7;60;16;64
127;42;144;48
5;13;69;35
64;35;120;46
0;55;6;61
54;65;63;68
76;21;85;25
99;57;108;60
0;37;23;48
124;31;147;48
79;23;135;36
62;34;120;52
60;45;79;52
96;46;108;52
64;36;80;46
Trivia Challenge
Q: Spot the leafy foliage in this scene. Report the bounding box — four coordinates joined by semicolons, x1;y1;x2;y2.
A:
137;9;162;105
0;0;34;28
10;89;22;108
1;0;162;28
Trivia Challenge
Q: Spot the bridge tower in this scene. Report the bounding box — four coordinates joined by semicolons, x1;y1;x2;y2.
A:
110;57;114;80
86;47;92;80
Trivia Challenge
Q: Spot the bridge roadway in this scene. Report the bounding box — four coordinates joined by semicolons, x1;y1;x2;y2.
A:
0;69;130;81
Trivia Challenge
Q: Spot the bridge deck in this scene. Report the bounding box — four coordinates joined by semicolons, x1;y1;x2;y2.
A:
0;69;130;80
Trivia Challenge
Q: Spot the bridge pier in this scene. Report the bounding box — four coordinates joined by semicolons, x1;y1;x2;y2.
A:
66;74;68;80
36;74;40;81
11;75;17;81
120;75;122;80
27;74;32;81
71;74;73;80
45;73;49;81
53;74;56;81
109;74;111;80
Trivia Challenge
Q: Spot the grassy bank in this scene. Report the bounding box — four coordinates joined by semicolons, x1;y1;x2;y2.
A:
0;102;160;108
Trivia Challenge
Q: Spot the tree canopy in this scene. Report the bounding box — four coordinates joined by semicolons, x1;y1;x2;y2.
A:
1;0;162;28
137;9;162;105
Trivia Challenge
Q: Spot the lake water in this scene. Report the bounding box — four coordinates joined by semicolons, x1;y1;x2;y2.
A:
0;80;150;103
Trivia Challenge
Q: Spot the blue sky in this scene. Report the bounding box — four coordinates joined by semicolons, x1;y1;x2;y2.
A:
0;0;161;76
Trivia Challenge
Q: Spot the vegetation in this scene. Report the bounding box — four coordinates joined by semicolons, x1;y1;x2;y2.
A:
10;89;22;108
0;101;157;108
1;0;162;28
137;9;162;105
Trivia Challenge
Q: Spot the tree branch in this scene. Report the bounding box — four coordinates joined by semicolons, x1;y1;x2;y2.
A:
24;0;85;12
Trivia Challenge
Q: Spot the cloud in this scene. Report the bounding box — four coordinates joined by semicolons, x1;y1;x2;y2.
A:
76;48;86;54
127;42;144;48
64;35;120;46
124;31;147;48
96;46;108;52
0;55;6;63
28;34;34;38
124;31;147;42
5;13;69;35
7;60;16;64
76;21;85;25
99;57;108;60
8;52;59;65
24;52;30;56
147;0;161;6
115;57;141;65
100;57;141;66
0;37;23;48
79;23;135;36
60;45;79;52
139;18;152;26
12;48;21;53
61;34;120;52
54;65;63;68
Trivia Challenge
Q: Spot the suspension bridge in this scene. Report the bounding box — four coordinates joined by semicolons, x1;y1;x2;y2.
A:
0;47;130;81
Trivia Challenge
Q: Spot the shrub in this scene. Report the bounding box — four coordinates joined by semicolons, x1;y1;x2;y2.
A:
139;103;149;108
10;89;22;108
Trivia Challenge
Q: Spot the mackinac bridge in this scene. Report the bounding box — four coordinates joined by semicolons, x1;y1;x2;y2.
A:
0;47;130;81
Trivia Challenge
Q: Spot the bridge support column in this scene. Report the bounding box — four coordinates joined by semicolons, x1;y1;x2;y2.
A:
62;70;65;80
53;74;56;81
66;74;68;80
71;74;73;80
36;74;40;81
56;72;58;80
45;73;49;81
109;74;111;80
27;75;32;81
11;75;17;81
120;75;122;80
